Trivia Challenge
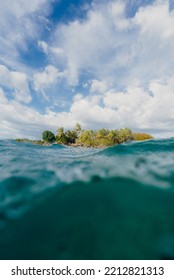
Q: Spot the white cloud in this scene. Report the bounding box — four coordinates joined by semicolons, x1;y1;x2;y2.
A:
50;47;65;57
33;65;65;100
50;0;174;88
38;40;49;54
0;64;31;103
0;0;53;70
0;88;8;104
1;74;174;139
135;0;174;39
0;0;51;18
67;76;174;131
37;0;174;134
89;79;109;94
38;40;65;57
51;1;132;85
1;0;174;138
0;88;75;139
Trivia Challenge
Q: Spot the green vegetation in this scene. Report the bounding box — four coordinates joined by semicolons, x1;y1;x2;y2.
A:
55;127;78;144
16;124;153;147
132;132;154;141
42;130;56;142
76;127;134;147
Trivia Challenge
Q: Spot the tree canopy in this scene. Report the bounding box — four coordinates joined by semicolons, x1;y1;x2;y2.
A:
42;130;56;142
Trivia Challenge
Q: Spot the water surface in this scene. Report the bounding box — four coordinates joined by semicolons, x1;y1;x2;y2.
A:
0;138;174;259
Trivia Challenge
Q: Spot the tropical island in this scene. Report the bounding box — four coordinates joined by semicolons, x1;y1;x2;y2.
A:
16;123;153;148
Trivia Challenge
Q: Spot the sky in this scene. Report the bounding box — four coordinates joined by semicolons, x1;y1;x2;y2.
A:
0;0;174;139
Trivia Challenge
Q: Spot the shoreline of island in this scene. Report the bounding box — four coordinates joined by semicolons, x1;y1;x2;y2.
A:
15;123;153;148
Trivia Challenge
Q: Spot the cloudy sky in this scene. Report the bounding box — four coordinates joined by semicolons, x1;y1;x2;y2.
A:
0;0;174;139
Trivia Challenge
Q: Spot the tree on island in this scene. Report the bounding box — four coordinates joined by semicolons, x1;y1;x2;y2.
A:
16;123;153;147
75;127;134;147
42;130;56;142
74;123;82;136
132;132;153;141
56;127;78;144
77;129;96;147
48;124;152;147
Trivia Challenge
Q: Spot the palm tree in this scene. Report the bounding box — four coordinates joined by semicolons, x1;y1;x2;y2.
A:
56;127;66;143
116;128;133;143
65;130;78;144
74;123;82;136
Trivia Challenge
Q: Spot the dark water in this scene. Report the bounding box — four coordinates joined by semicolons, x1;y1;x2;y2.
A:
0;138;174;259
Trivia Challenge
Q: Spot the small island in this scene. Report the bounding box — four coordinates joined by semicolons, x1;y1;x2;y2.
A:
16;123;153;148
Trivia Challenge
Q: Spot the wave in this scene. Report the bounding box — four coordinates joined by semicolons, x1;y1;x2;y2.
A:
97;137;174;156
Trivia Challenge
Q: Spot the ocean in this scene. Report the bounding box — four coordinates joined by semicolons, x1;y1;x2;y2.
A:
0;138;174;259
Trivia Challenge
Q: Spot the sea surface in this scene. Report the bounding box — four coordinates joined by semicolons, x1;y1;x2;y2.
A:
0;138;174;259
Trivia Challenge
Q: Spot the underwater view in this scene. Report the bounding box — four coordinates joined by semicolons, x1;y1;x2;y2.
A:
0;138;174;260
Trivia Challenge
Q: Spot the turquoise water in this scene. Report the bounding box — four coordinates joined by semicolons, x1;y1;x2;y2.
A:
0;138;174;259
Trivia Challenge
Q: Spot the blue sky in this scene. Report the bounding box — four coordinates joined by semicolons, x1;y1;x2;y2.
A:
0;0;174;139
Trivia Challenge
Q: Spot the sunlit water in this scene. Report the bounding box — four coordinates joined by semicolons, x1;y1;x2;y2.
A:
0;138;174;259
